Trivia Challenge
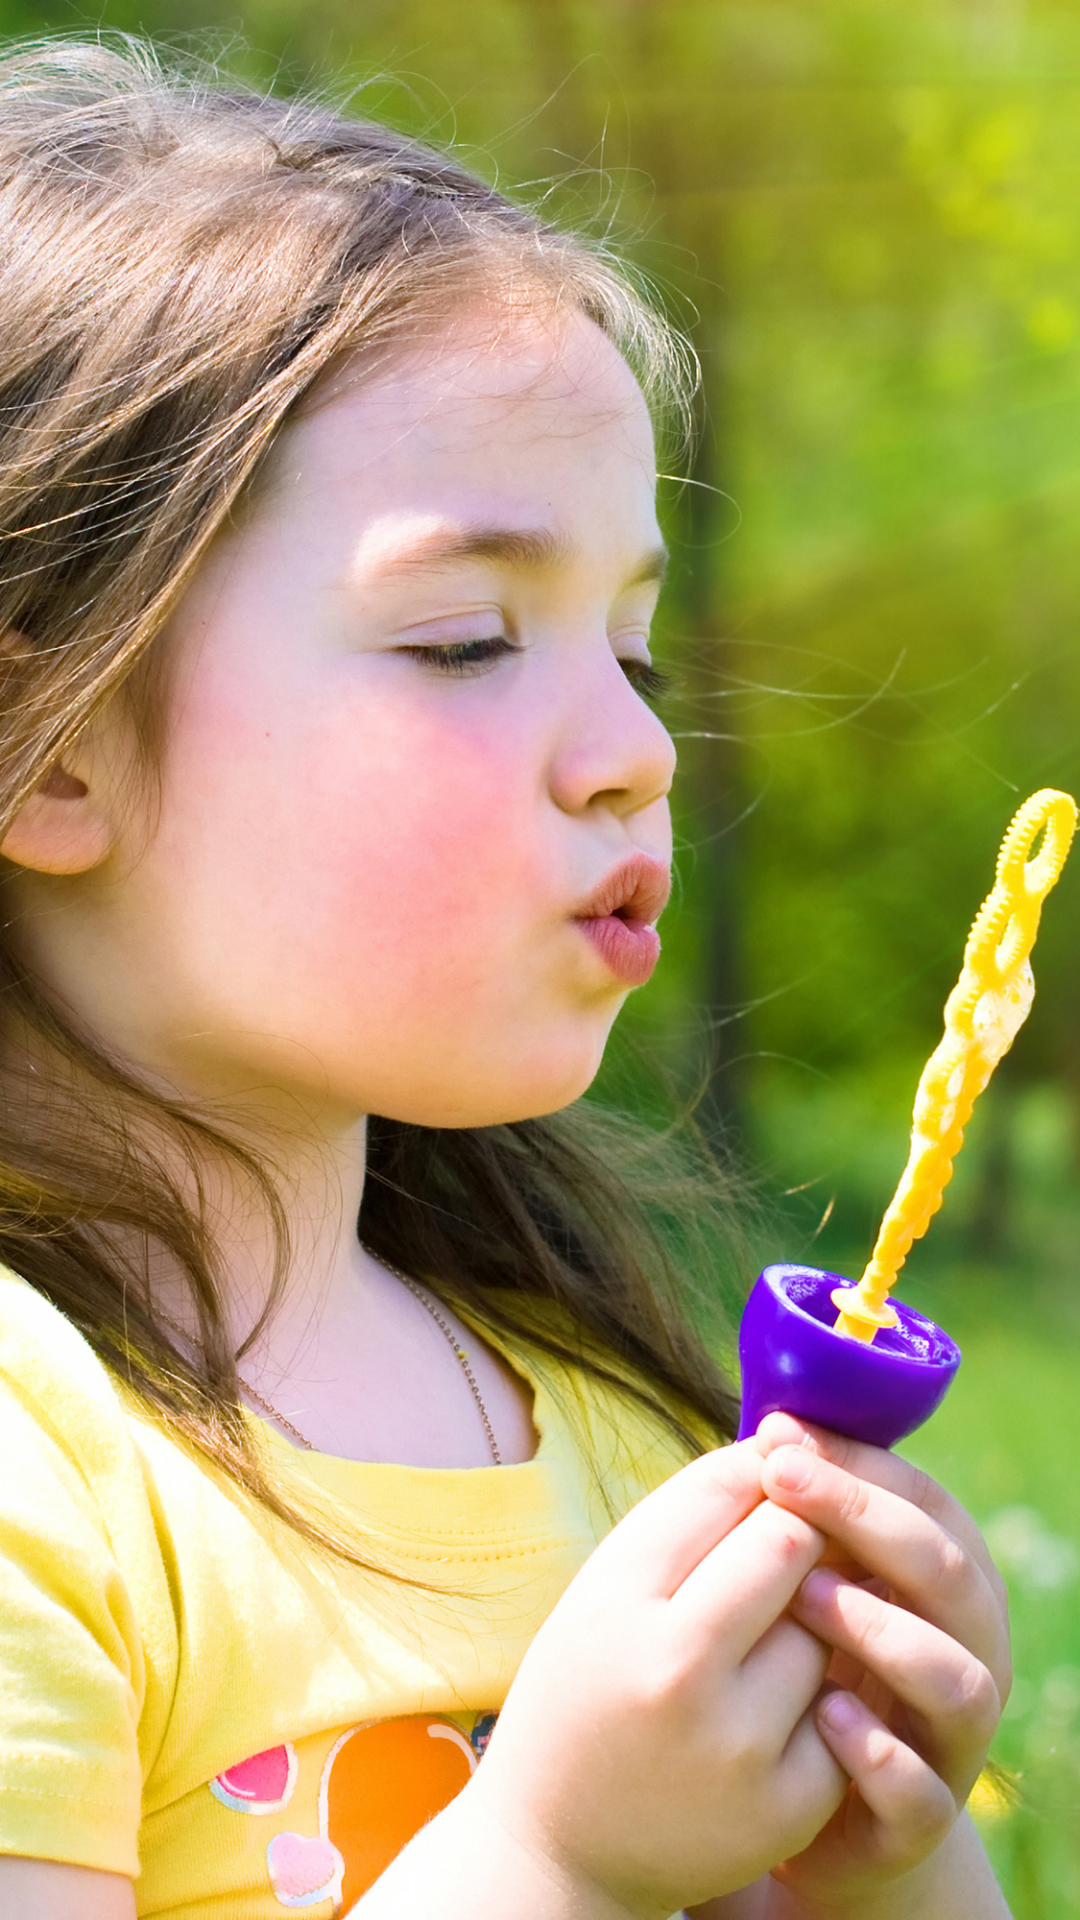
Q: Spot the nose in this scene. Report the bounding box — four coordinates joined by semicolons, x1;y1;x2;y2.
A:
548;645;676;823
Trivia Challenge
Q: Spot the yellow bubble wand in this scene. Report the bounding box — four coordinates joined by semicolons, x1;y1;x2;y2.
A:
832;789;1078;1344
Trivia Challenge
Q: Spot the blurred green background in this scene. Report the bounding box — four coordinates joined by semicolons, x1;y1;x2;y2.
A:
6;0;1080;1907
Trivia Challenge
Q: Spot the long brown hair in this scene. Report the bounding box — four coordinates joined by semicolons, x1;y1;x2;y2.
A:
0;36;741;1560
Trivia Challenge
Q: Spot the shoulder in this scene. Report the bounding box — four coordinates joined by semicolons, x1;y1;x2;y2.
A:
0;1266;191;1729
0;1271;153;1876
0;1264;140;1499
0;1266;175;1625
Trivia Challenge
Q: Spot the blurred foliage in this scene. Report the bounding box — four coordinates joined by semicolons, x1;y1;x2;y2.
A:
901;1261;1080;1915
3;0;1080;1907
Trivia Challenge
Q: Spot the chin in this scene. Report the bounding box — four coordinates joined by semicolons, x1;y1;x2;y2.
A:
372;1038;611;1131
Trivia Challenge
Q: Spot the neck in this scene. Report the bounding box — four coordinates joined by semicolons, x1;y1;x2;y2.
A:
154;1099;374;1360
198;1105;373;1359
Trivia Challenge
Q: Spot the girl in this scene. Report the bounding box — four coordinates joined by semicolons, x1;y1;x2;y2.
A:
0;37;1009;1920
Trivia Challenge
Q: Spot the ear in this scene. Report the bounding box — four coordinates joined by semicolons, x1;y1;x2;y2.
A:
0;628;117;875
1;755;114;876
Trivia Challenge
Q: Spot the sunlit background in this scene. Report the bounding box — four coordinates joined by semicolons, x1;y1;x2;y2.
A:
5;1;1080;1909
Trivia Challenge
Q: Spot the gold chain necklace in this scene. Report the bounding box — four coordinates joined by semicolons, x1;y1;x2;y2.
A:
158;1246;502;1465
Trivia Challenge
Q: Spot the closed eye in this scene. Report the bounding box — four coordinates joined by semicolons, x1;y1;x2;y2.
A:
399;636;672;703
620;659;674;706
399;636;520;676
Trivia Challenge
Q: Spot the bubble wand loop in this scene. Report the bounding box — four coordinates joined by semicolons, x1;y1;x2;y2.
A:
832;789;1078;1344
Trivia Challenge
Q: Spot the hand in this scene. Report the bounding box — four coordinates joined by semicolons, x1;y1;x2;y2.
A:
753;1414;1010;1913
464;1441;851;1920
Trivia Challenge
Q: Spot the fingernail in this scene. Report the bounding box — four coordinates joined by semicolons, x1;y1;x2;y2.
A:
819;1691;860;1733
798;1568;838;1610
754;1412;806;1449
771;1447;812;1491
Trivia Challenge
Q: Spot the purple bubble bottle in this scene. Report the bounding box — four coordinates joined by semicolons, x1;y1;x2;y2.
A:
735;1264;960;1446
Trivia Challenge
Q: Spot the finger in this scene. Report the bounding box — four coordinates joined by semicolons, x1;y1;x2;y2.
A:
776;1707;850;1834
795;1568;1000;1797
588;1442;765;1600
815;1689;958;1866
754;1414;1002;1596
670;1495;827;1662
741;1615;833;1728
760;1445;1010;1695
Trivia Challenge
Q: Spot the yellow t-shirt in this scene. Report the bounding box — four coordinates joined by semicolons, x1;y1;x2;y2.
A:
0;1266;708;1917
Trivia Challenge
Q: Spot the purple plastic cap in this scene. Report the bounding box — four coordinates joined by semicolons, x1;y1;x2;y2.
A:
736;1264;961;1449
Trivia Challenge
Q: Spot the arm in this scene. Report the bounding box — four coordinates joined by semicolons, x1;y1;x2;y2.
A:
687;1882;772;1919
0;1859;136;1918
354;1785;638;1920
767;1812;1008;1920
687;1814;1010;1919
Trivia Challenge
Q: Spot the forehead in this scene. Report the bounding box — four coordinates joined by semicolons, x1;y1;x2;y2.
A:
268;308;658;518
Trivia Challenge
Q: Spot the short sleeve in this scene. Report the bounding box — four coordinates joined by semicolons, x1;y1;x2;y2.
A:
0;1374;143;1876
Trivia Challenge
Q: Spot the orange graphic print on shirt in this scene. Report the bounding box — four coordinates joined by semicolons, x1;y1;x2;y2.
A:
210;1712;495;1913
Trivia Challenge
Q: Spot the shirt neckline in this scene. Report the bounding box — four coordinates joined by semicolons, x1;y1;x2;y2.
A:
253;1300;555;1480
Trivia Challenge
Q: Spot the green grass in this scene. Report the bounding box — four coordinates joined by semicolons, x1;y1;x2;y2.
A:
895;1268;1080;1918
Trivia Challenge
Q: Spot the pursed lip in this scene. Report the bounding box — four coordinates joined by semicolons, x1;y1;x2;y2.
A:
571;852;671;929
570;852;670;987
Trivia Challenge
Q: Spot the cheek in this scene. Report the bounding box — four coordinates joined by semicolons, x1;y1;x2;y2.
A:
141;662;622;1123
160;675;545;1006
309;712;533;971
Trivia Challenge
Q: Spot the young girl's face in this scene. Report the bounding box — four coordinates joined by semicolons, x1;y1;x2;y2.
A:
28;308;675;1130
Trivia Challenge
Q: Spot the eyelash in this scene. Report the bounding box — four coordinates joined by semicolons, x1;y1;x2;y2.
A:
624;660;674;704
401;637;519;676
402;636;674;704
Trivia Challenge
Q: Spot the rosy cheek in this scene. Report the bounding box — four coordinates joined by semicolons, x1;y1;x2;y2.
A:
198;721;535;1037
161;653;548;1007
306;703;537;924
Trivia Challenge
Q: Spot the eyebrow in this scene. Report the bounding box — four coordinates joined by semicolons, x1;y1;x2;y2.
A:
373;524;669;590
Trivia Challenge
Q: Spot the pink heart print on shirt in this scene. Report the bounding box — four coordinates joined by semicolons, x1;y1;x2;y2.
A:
266;1831;344;1908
